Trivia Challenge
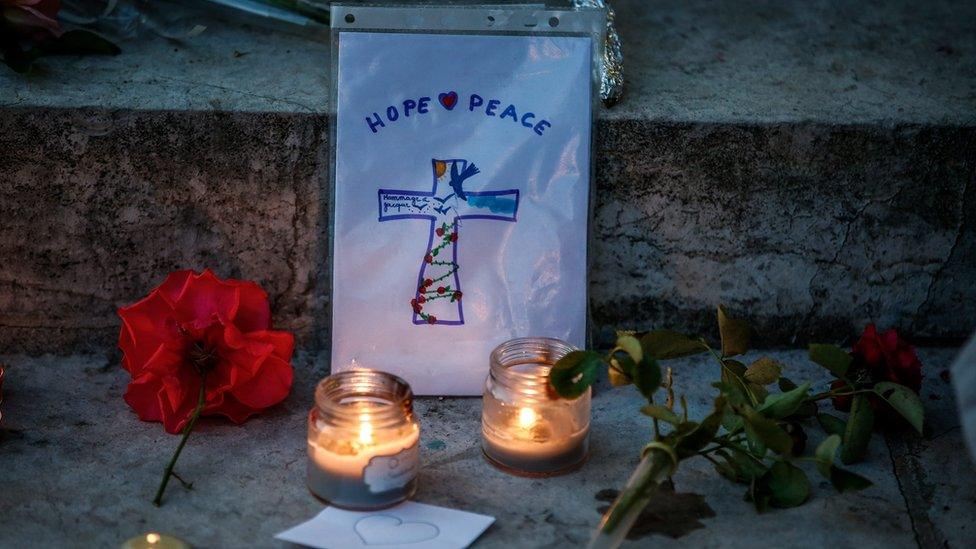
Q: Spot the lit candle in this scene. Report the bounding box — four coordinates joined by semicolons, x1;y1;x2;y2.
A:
482;337;591;476
120;532;189;549
307;370;420;509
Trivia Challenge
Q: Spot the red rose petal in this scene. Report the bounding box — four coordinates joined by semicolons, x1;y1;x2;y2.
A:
231;352;293;409
156;270;195;306
123;374;164;423
228;278;272;332
205;392;259;425
117;290;180;375
172;270;241;329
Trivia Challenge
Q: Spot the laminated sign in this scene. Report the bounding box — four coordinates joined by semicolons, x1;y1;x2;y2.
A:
330;6;604;394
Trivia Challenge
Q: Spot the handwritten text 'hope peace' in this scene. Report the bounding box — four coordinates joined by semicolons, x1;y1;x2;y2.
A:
364;92;552;137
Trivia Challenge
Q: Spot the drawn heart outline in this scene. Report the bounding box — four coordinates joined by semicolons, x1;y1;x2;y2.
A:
354;515;441;545
438;91;458;110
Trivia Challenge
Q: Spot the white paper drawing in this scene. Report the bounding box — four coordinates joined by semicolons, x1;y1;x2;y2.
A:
332;32;592;394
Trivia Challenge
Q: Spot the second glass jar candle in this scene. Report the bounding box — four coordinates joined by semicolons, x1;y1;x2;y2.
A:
307;369;420;509
482;337;591;476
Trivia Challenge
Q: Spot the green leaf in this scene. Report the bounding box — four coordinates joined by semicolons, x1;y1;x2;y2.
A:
722;408;744;433
778;377;798;391
716;448;767;483
674;397;726;458
840;394;875;464
639;330;707;360
747;382;769;407
717;305;750;357
830;467;873;492
808;344;852;377
744;425;767;457
756;382;812;420
814;434;873;491
817;413;847;437
740;406;793;455
608;355;634;387
874;381;924;434
631;357;663;402
712;381;747;407
747;480;771;513
712;453;740;482
548;350;602;399
40;29;121;56
766;461;811;508
615;334;643;363
745;357;782;385
641;404;680;425
814;434;842;478
721;359;754;405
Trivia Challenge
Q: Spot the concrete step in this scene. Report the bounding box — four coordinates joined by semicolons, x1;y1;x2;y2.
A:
1;348;970;547
1;0;974;354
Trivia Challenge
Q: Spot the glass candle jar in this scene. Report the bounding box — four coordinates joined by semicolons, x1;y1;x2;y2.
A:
482;337;591;476
307;369;420;510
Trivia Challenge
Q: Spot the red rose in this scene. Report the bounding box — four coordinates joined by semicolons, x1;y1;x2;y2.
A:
2;0;62;36
851;324;922;393
831;325;923;417
118;269;294;434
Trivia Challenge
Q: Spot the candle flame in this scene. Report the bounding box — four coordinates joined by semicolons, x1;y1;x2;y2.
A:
358;412;374;445
517;407;537;429
146;533;161;544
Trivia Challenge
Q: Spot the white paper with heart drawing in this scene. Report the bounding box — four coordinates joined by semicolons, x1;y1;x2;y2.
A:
275;501;495;549
332;31;593;395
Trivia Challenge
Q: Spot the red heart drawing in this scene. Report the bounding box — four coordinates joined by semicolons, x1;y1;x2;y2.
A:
438;91;458;110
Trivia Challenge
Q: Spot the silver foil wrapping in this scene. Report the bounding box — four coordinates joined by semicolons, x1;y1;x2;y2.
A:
573;0;624;106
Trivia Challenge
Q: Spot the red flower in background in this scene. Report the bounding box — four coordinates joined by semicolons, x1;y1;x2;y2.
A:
851;324;922;392
118;269;294;434
831;324;922;413
1;0;62;36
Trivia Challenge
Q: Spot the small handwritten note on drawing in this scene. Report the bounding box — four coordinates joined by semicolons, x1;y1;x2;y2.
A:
275;501;494;549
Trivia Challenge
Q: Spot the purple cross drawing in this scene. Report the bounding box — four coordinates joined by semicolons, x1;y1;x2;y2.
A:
378;158;520;326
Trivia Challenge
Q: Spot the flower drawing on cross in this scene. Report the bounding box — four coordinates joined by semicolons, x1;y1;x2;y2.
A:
378;158;520;326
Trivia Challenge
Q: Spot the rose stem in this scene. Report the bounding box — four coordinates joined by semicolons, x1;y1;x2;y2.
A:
153;372;207;506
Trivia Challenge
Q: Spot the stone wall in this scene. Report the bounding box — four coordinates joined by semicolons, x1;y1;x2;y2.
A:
1;107;972;354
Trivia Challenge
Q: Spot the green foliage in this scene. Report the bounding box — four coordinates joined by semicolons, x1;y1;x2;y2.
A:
757;383;811;420
639;330;708;360
815;435;873;492
817;413;847;437
740;406;793;455
717;306;750;357
549;350;602;399
745;357;782;385
615;334;643;363
841;394;875;464
640;404;680;425
874;382;924;434
673;397;726;459
607;334;663;401
549;307;920;540
764;461;811;508
808;344;852;378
